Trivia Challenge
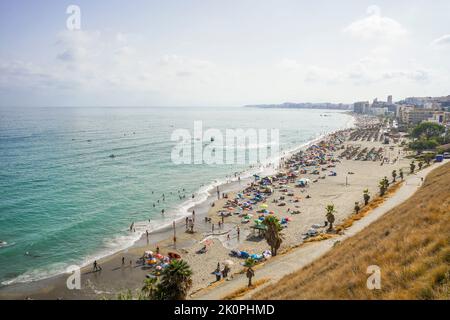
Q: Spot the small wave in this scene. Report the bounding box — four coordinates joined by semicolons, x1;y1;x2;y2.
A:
1;262;69;286
0;241;15;249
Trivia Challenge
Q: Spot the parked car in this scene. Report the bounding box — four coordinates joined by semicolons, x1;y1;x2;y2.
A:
443;152;450;159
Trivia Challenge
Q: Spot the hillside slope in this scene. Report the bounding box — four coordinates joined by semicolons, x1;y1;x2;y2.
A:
254;162;450;300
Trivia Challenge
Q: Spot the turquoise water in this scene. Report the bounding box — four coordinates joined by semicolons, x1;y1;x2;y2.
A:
0;107;352;285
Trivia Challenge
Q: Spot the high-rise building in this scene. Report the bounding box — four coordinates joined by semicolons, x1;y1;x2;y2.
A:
387;95;393;104
402;108;435;125
353;101;370;114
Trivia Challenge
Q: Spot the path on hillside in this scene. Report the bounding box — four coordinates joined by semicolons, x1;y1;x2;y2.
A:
191;160;448;300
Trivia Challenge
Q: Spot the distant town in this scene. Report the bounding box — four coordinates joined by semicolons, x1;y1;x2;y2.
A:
246;95;450;128
245;102;352;110
353;95;450;129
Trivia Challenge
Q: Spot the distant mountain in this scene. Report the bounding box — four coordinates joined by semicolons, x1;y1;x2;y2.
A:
244;102;352;110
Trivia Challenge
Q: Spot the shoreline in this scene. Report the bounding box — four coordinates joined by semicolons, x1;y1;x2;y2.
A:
0;113;359;299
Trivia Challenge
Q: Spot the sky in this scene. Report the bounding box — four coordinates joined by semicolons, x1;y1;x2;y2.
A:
0;0;450;107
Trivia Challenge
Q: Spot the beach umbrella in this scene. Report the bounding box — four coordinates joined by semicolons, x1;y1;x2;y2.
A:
240;251;249;258
155;265;162;270
260;204;268;209
222;260;234;266
145;250;153;256
202;239;213;246
168;252;181;259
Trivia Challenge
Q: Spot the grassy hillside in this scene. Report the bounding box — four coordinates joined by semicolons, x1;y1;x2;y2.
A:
254;162;450;300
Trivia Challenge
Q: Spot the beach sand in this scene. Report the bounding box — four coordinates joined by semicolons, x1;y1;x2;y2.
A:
0;115;414;300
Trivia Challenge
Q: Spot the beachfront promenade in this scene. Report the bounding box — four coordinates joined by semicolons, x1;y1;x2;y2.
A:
192;160;448;300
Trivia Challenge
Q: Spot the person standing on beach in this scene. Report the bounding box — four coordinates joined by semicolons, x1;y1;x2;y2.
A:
93;260;101;271
216;186;220;199
185;217;189;229
122;257;125;265
237;226;240;239
192;210;195;223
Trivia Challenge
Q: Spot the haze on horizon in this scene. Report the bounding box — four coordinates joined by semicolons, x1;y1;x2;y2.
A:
1;0;450;107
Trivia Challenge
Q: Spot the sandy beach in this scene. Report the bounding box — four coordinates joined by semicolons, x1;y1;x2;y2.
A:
0;114;415;300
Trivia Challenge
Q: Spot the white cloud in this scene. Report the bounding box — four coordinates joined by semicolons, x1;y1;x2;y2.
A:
431;34;450;46
0;60;78;90
0;30;230;106
276;55;431;86
277;59;303;70
305;65;344;84
382;69;430;82
343;5;407;41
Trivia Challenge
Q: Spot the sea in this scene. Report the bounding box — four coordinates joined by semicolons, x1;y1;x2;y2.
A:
0;106;353;286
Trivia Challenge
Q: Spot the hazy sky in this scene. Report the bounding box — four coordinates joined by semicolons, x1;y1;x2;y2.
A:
1;0;450;107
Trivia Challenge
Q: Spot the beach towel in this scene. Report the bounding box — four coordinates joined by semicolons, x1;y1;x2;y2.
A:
240;251;249;258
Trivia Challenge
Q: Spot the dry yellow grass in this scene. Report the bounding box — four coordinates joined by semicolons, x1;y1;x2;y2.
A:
253;163;450;300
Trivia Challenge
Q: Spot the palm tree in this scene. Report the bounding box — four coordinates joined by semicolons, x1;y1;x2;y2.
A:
392;170;397;183
410;161;416;174
399;169;404;181
354;202;360;214
140;277;157;300
153;259;192;300
363;189;370;205
326;204;336;232
244;258;256;287
117;289;133;300
379;177;389;196
262;215;284;256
